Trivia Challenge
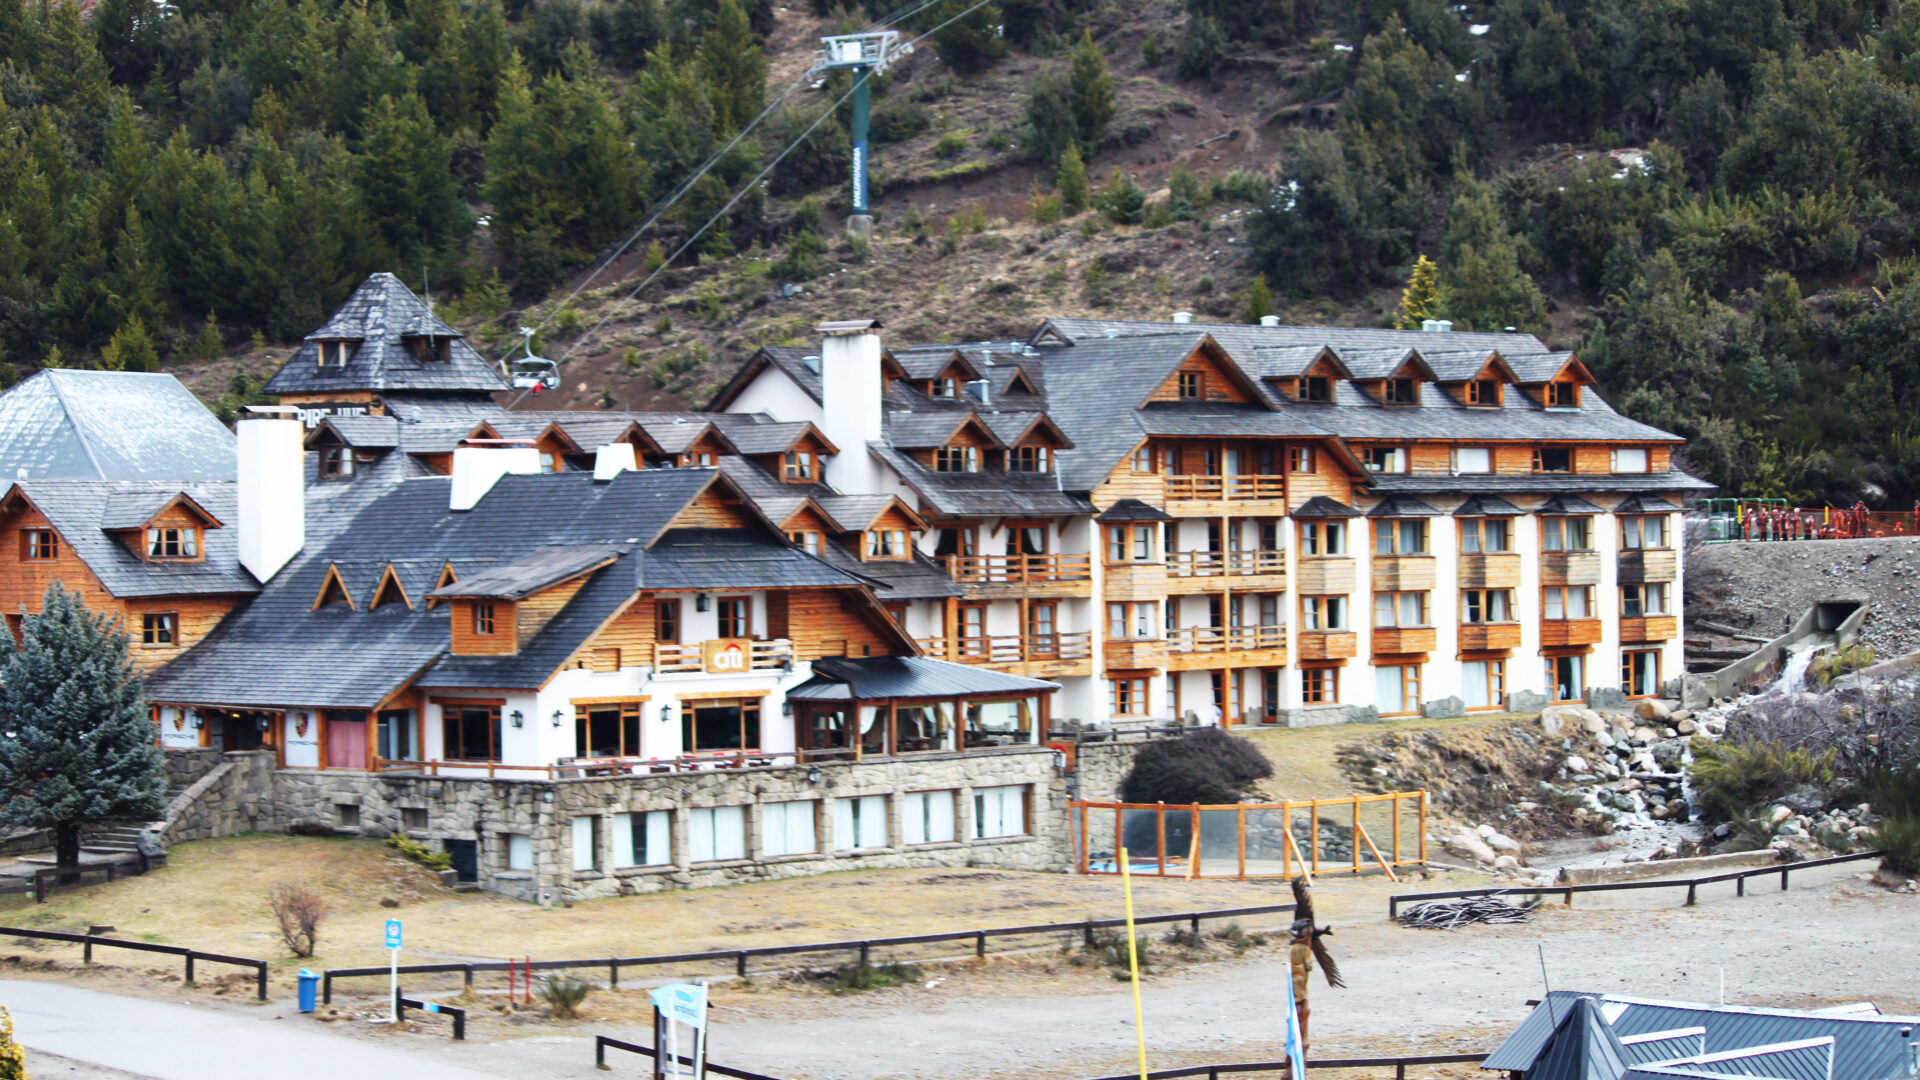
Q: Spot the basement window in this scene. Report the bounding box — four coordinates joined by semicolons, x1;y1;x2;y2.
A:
335;803;361;828
402;807;429;831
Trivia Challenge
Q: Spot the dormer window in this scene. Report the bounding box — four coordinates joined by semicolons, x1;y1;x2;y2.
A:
320;446;355;480
1548;382;1579;408
1301;376;1332;402
316;340;353;366
931;377;959;398
1384;378;1418;405
1178;372;1204;399
783;451;818;482
405;336;452;362
1010;446;1051;473
472;603;495;635
147;526;198;559
1466;379;1501;406
866;529;910;559
934;446;980;473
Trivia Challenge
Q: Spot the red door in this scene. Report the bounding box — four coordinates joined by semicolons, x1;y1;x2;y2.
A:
328;719;368;770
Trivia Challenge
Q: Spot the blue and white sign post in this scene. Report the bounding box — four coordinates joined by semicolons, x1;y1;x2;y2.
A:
385;919;402;1022
648;983;709;1080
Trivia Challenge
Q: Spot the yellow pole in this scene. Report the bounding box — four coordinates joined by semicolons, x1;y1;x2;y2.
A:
1119;846;1149;1080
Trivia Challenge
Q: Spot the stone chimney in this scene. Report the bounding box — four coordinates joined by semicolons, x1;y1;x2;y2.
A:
450;441;541;510
818;319;885;494
237;407;305;583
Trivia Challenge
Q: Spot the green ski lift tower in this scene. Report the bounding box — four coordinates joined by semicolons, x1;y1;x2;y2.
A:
808;31;911;239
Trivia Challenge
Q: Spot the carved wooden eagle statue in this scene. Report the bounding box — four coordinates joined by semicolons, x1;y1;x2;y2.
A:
1291;876;1345;988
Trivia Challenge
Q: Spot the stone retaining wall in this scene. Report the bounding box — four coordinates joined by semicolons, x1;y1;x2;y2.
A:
159;751;276;845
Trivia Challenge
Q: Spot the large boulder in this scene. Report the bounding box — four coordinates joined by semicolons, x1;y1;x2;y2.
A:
1635;699;1673;722
1445;833;1498;864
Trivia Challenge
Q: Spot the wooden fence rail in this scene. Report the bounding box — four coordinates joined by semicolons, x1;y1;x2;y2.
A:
593;1037;1487;1080
1386;849;1885;919
394;988;466;1040
321;903;1298;1004
0;925;268;1000
1072;792;1429;882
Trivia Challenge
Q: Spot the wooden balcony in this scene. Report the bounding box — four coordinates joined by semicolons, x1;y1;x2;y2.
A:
1540;618;1604;647
944;553;1093;598
1457;623;1523;652
1617;548;1678;584
1371;555;1436;592
1165;550;1287;594
1458;552;1522;589
1296;630;1358;661
1162;475;1288;515
915;632;1094;679
1103;637;1168;673
1540;550;1602;586
1102;561;1171;602
1164;624;1289;671
1295;557;1355;594
1371;627;1436;657
654;639;794;673
1620;616;1679;643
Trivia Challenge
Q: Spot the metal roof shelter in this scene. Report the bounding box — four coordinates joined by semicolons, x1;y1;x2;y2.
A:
788;656;1059;701
0;369;237;482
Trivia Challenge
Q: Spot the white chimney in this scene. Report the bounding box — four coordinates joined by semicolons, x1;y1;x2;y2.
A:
1438;319;1454;332
450;444;541;510
1259;315;1281;328
237;409;305;583
818;319;884;494
1171;311;1193;324
592;442;637;482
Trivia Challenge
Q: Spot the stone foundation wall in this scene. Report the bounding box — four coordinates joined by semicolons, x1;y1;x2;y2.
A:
272;747;1067;902
160;751;276;845
1068;740;1148;804
162;748;224;794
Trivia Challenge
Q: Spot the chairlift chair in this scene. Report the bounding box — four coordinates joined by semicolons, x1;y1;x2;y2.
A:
508;327;560;393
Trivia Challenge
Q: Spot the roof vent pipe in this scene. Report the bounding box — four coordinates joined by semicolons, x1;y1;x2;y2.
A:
968;378;991;405
1259;315;1281;328
1421;319;1441;332
1437;320;1453;332
803;355;822;374
1171;311;1193;324
980;349;994;368
1103;328;1121;338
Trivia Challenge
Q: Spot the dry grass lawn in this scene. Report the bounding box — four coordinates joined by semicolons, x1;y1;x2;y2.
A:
0;833;1386;995
1237;712;1533;800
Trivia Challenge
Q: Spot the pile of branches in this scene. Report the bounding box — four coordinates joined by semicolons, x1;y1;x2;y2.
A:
1395;896;1534;929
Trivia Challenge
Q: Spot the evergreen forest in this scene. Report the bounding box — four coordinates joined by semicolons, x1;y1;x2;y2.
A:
7;0;1920;502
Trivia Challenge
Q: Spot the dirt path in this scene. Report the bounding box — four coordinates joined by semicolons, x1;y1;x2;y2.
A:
561;861;1910;1080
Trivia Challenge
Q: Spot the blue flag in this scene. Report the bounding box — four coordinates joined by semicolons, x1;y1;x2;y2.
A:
1281;956;1308;1080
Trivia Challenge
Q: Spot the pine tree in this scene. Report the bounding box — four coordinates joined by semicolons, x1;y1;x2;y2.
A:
355;92;467;266
194;312;226;361
1068;29;1115;161
695;0;764;135
1242;272;1274;323
0;1004;23;1080
99;316;158;371
1057;142;1090;213
0;583;166;870
1395;255;1441;329
1438;180;1547;333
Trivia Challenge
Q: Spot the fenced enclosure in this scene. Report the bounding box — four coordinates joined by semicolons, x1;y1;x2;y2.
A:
1069;792;1427;881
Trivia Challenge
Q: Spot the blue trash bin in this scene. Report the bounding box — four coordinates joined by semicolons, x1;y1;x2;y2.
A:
297;969;320;1013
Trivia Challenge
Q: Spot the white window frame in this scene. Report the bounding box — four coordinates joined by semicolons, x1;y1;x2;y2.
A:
760;801;818;858
833;794;889;851
902;791;957;845
689;805;748;862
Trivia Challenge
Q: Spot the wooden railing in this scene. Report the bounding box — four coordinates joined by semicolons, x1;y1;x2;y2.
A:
1166;625;1287;655
375;752;801;780
1165;550;1286;578
653;638;794;674
945;553;1092;583
918;631;1093;665
1164;475;1287;501
0;925;267;1000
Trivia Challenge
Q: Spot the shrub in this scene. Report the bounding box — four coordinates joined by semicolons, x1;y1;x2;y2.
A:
1099;170;1146;224
1868;766;1920;875
934;130;967;158
1175;16;1225;80
268;882;327;958
1141;37;1161;66
1028;180;1064;224
1211;170;1272;204
538;973;591;1018
384;833;453;871
1690;738;1835;824
1809;643;1875;688
0;1005;22;1080
552;307;582;336
1087;928;1152;975
831;960;921;993
1119;728;1274;805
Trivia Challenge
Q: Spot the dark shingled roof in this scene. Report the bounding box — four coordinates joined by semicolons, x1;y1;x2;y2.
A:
0;370;237;482
787;655;1059;700
1454;494;1527;516
1366;495;1441;517
147;469;719;707
1293;495;1362;518
868;444;1094;518
426;544;625;600
1541;494;1606;514
639;529;872;591
264;273;507;395
1034;316;1552;356
1483;993;1920;1080
1615;494;1681;513
4;481;257;598
1096;499;1174;522
313;416;402;450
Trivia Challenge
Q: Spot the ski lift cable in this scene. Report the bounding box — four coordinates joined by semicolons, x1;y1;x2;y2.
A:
507;0;997;408
513;69;814;351
506;0;950;362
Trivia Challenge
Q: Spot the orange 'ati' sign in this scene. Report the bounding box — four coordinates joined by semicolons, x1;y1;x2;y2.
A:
701;638;751;674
